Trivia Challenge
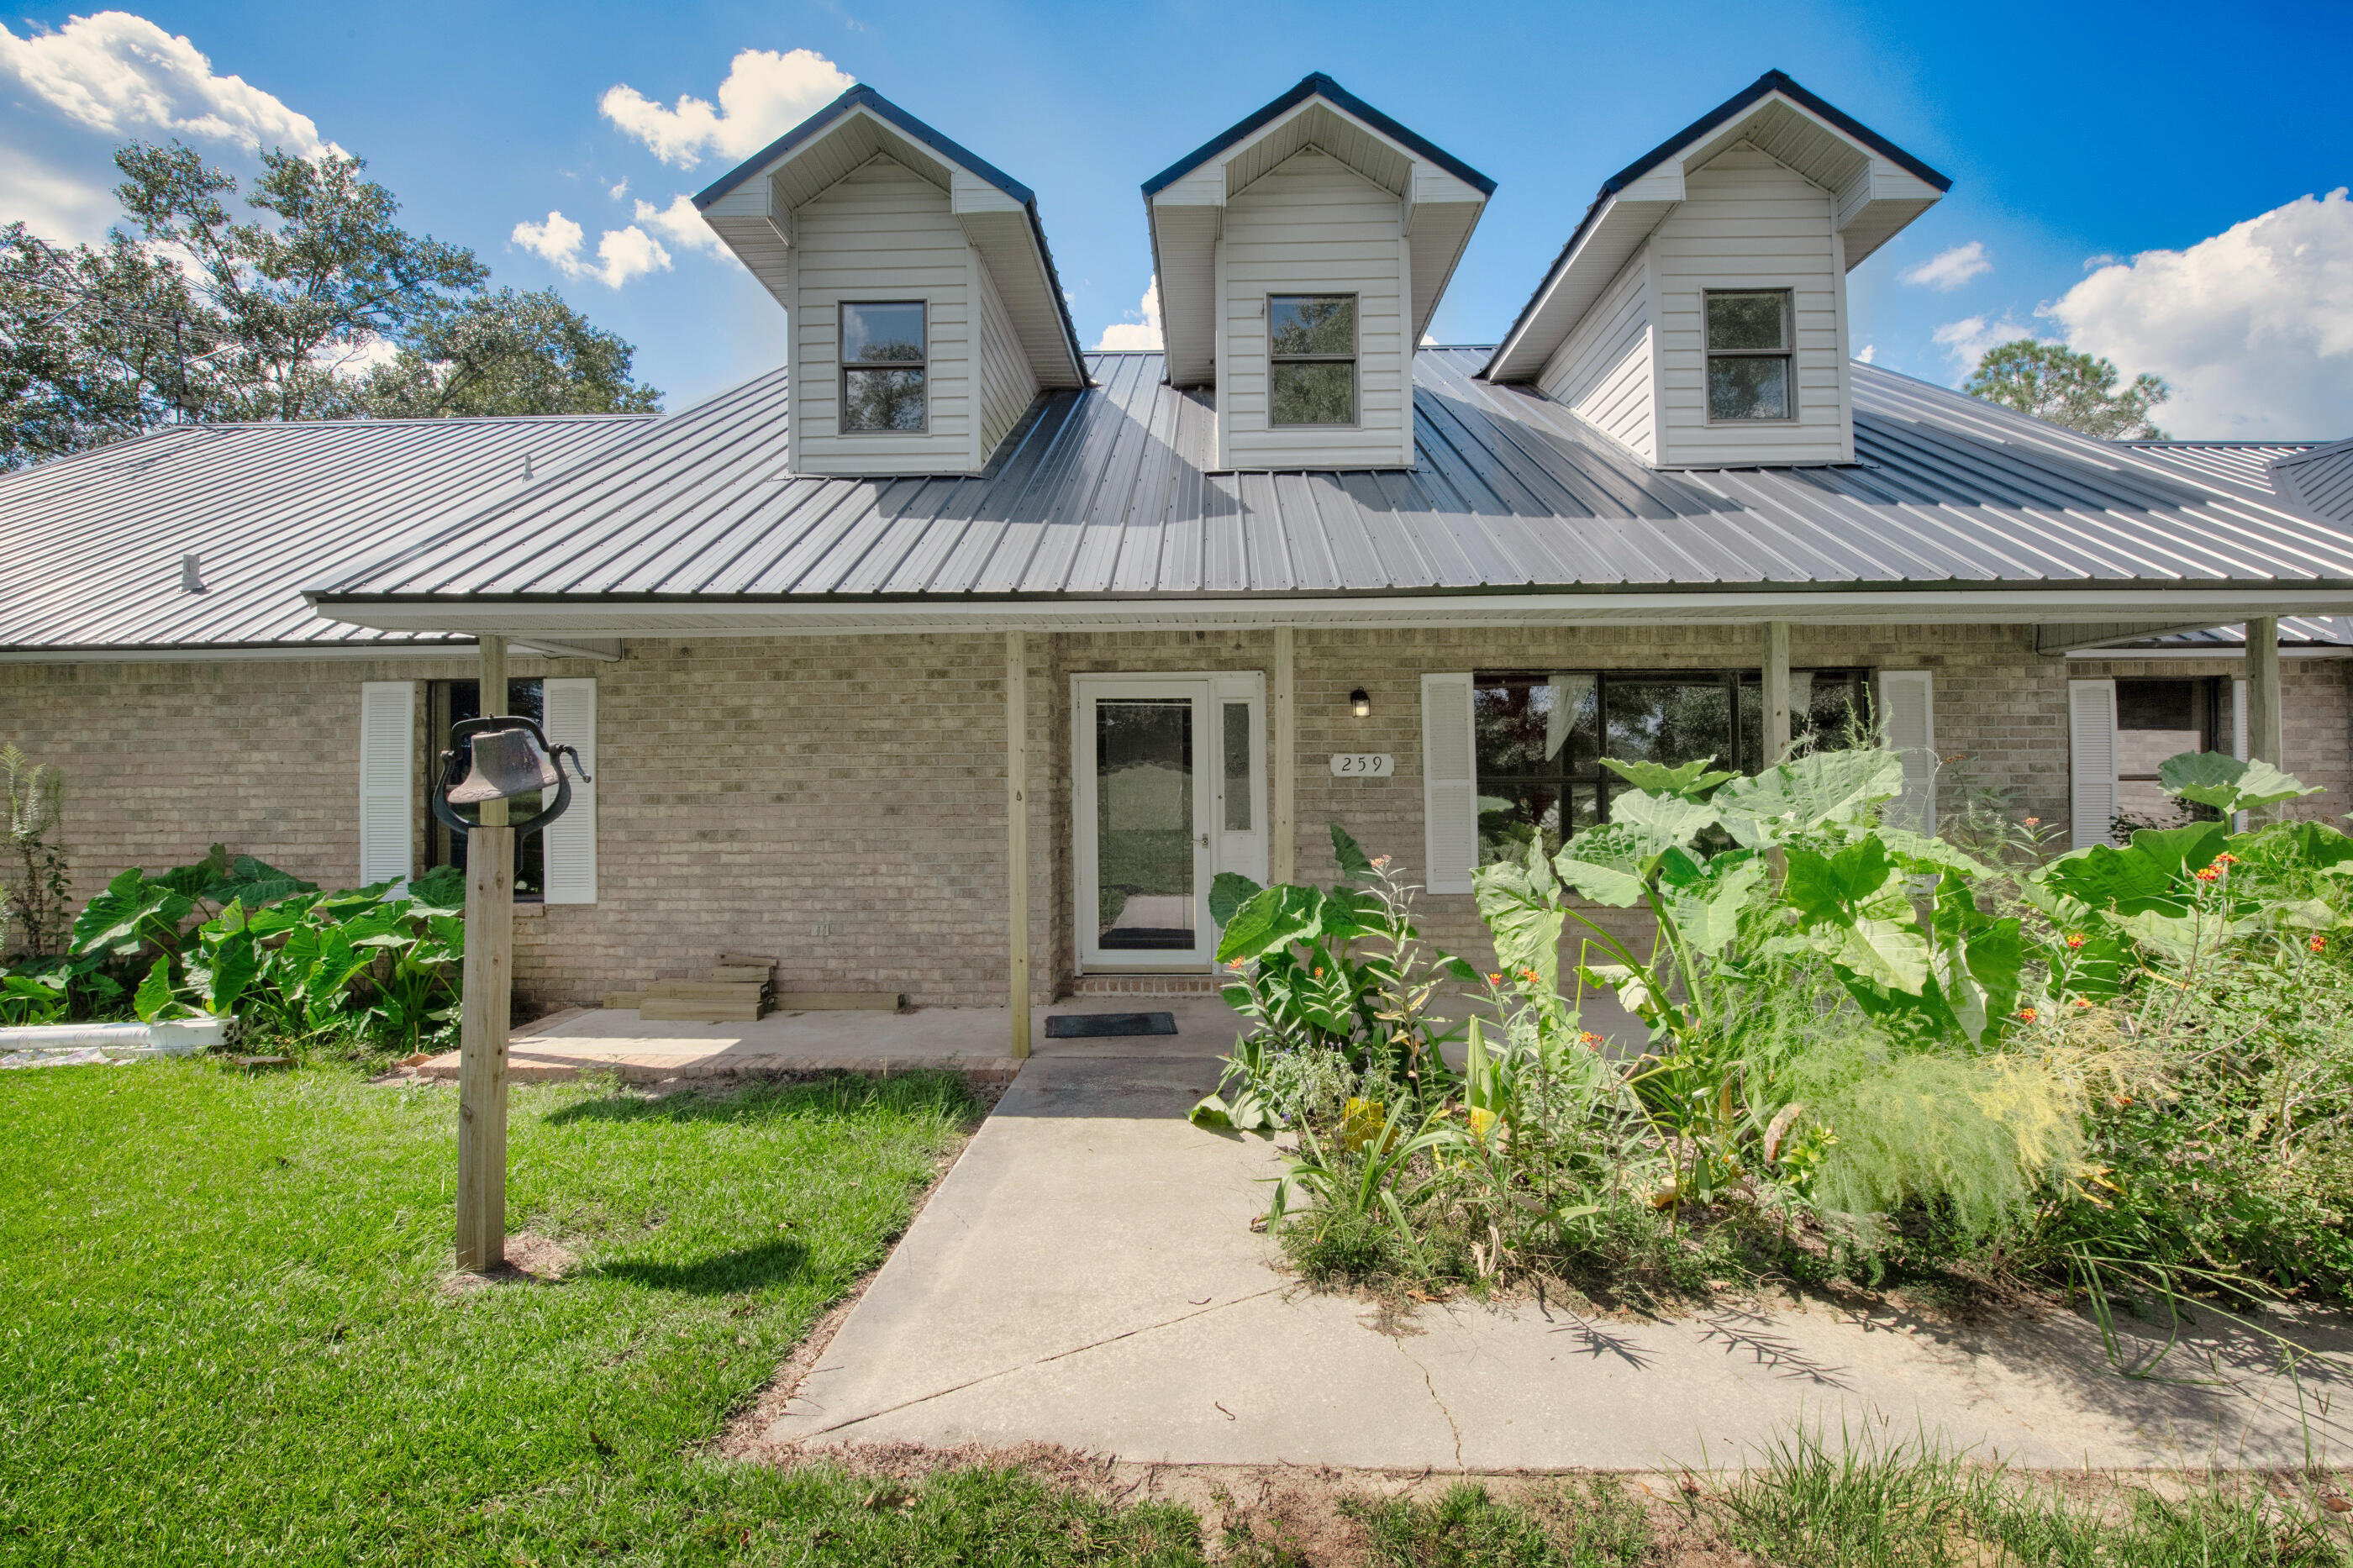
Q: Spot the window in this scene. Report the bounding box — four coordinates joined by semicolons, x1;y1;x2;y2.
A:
1471;669;1869;863
1268;294;1355;425
1704;290;1794;422
428;678;545;899
840;301;927;433
2115;678;2220;830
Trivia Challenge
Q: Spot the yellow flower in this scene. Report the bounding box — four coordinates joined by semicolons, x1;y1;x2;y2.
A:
1340;1097;1387;1153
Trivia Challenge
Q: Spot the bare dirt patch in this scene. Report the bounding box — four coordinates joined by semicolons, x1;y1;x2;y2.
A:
440;1231;576;1295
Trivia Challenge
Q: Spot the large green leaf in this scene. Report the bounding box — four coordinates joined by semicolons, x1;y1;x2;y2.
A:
2037;821;2228;914
188;927;261;1017
1713;748;1905;846
2241;818;2353;876
1599;755;1734;797
69;867;192;957
1214;884;1323;965
1783;838;1898;923
1208;872;1263;929
1550;823;1649;908
1472;843;1566;992
1821;915;1934;993
1785;839;1929;994
132;955;178;1023
1329;823;1377;883
1658;848;1765;959
2158;750;2322;814
1874;828;1992;879
1607;789;1723;856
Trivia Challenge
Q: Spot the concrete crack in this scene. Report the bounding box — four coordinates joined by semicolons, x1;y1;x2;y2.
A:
1394;1339;1464;1471
793;1286;1286;1439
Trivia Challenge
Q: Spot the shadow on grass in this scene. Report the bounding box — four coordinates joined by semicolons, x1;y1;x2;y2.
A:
543;1071;976;1127
591;1237;812;1295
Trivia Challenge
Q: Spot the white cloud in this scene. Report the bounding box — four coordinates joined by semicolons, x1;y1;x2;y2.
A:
0;154;118;244
599;47;852;168
511;210;671;287
1856;343;1876;364
1932;314;2050;373
608;177;629;200
1092;276;1161;351
1902;240;1990;291
2049;189;2353;438
0;11;336;155
634;193;724;255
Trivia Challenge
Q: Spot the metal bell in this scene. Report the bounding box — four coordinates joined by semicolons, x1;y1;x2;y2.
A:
445;725;563;804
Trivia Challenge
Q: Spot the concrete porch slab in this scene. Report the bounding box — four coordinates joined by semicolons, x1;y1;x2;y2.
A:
414;994;1246;1087
761;1000;2353;1472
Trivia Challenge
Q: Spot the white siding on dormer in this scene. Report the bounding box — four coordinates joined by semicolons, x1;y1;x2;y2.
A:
1649;144;1850;468
1537;244;1656;463
792;155;975;475
1218;150;1408;471
973;253;1038;463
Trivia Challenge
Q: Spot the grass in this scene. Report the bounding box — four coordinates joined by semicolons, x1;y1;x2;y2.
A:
4;1057;2347;1566
0;1060;1199;1565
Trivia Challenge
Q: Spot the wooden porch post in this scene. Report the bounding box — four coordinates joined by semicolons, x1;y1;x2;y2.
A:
1763;620;1792;766
1271;626;1296;885
455;634;513;1272
1006;630;1030;1060
2247;617;2282;827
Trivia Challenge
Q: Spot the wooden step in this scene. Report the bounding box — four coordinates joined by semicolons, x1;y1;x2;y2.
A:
773;991;903;1012
602;992;645;1010
718;952;780;969
637;997;764;1023
704;966;772;983
643;981;769;1002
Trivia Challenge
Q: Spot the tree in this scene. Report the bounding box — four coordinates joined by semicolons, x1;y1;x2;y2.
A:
1963;339;2170;439
1;140;661;470
350;289;662;418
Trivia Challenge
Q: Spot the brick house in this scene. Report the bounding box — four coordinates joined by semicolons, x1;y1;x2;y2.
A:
4;72;2350;1046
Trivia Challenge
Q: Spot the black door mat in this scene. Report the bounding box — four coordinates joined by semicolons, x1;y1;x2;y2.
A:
1044;1011;1178;1039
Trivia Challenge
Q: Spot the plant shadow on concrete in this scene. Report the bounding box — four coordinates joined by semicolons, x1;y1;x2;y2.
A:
1193;748;2353;1392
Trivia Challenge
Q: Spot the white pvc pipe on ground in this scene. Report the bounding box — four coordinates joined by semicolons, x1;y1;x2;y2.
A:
0;1018;228;1055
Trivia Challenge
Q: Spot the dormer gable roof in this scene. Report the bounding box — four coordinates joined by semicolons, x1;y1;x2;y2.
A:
1144;73;1494;387
1483;70;1950;383
692;84;1086;388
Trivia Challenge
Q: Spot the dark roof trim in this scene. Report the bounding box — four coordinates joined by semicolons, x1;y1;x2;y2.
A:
2121;439;2320;451
1482;69;1948;380
689;83;1084;382
1140;71;1496;198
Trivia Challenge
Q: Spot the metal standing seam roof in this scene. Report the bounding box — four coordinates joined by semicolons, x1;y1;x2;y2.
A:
307;350;2353;616
0;413;655;651
2273;438;2353;527
1140;71;1496;197
2113;439;2319;497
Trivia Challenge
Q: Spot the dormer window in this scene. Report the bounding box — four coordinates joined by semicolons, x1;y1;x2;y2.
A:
840;301;929;433
1705;290;1794;423
1269;294;1357;426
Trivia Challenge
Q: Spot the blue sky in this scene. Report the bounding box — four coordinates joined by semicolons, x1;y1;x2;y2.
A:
4;0;2349;436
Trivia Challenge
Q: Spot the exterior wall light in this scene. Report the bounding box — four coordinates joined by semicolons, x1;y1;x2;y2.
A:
1350;688;1371;718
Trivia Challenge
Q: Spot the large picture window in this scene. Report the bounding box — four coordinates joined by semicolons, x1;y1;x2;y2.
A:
840;301;927;433
1268;294;1356;426
1471;669;1870;863
1704;289;1794;423
428;677;545;899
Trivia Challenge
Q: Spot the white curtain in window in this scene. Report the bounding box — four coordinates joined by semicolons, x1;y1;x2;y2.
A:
1791;671;1813;734
1544;671;1596;760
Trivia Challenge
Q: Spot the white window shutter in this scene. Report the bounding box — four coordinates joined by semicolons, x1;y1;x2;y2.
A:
540;677;597;904
2068;678;2119;850
1877;670;1936;835
358;681;416;887
1421;672;1477;895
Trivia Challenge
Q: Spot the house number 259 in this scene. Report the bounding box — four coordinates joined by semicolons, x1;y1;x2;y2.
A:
1329;753;1395;777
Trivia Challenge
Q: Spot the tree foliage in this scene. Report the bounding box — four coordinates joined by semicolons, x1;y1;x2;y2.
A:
1964;339;2170;439
1;140;661;470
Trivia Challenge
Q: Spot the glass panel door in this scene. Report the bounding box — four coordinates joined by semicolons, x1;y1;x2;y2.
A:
1076;679;1214;970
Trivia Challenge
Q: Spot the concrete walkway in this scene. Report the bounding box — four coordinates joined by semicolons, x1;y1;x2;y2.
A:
762;997;2353;1471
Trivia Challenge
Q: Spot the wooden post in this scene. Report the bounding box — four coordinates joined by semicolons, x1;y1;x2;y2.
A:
2246;617;2282;767
1006;630;1030;1060
455;634;511;1272
1763;620;1792;766
1271;626;1296;886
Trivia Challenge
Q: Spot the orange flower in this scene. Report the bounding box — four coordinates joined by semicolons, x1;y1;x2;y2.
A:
2024;816;2041;827
2073;997;2095;1008
2016;1007;2039;1023
1518;966;1541;983
1371;855;1392;868
1313;966;1324;978
2311;935;2329;955
2066;934;2086;950
2194;866;2222;882
1577;1031;1603;1048
1227;959;1249;971
1487;971;1504;985
2215;851;2240;866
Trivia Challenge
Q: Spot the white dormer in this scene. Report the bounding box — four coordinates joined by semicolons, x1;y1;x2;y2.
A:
1484;71;1948;470
1144;75;1492;472
693;87;1087;477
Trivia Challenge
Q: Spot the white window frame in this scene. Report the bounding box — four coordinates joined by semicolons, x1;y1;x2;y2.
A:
838;299;929;434
1703;288;1798;425
1266;292;1360;429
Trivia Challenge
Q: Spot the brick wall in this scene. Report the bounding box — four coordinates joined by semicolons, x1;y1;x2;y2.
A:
5;629;2345;1008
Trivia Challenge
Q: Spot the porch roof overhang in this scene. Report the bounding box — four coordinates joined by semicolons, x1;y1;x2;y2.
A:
308;583;2353;640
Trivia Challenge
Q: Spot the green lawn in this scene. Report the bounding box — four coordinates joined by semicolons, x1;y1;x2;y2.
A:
0;1062;1201;1565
